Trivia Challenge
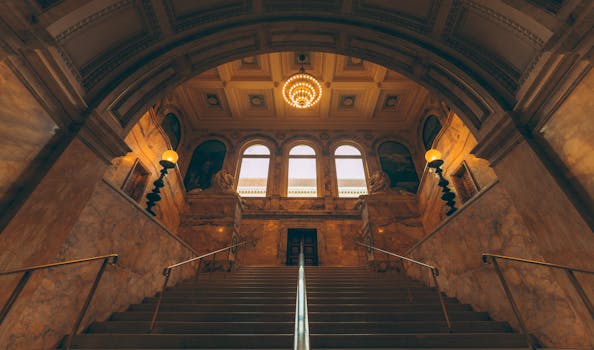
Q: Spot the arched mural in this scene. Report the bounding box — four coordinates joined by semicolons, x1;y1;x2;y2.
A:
184;140;227;191
422;115;442;151
161;113;181;150
378;142;419;194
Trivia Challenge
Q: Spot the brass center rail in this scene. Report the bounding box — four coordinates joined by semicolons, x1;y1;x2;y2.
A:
356;242;451;332
149;241;248;332
0;254;118;350
483;253;594;350
294;240;310;350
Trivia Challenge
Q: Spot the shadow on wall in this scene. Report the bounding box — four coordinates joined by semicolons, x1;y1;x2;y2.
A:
378;141;419;194
184;140;226;191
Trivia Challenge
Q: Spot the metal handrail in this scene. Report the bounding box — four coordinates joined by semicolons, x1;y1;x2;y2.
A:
483;253;594;350
0;254;118;350
149;241;248;332
356;242;451;332
294;240;310;350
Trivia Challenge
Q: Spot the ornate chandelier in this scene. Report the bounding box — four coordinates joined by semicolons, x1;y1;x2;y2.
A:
282;54;322;109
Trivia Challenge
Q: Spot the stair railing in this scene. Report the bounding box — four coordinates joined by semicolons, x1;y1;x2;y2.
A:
0;254;118;350
294;240;310;350
149;241;248;332
356;242;452;332
483;253;594;350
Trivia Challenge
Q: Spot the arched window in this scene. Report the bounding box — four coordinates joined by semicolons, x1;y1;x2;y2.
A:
422;115;442;151
378;141;419;194
161;113;181;150
288;145;317;197
236;144;271;197
184;140;226;192
334;145;368;198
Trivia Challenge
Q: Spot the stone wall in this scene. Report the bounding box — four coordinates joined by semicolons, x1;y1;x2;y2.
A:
0;61;62;231
540;69;594;210
406;182;593;348
417;113;498;232
0;180;196;350
104;110;185;232
239;217;363;266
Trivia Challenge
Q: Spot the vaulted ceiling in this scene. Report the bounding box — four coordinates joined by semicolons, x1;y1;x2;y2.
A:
168;52;433;131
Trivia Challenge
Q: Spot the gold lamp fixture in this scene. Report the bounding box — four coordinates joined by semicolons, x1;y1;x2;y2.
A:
425;149;457;216
282;54;322;109
146;150;179;216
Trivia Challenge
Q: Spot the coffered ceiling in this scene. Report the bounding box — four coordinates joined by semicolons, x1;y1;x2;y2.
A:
169;52;433;131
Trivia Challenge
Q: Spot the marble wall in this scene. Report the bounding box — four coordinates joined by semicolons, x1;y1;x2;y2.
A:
417;114;498;232
0;180;196;349
104;110;185;232
406;182;594;348
239;216;363;266
0;62;59;220
540;69;594;208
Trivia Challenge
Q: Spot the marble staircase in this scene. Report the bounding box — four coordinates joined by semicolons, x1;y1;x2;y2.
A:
66;266;530;349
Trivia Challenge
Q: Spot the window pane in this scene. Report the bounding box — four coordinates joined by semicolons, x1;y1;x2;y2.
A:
288;158;317;197
335;158;368;198
289;145;316;155
244;144;270;155
237;158;270;197
335;145;361;156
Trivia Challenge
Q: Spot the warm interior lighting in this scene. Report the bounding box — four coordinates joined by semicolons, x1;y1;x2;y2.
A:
282;54;322;109
424;149;442;163
161;150;179;164
377;227;385;234
217;227;224;233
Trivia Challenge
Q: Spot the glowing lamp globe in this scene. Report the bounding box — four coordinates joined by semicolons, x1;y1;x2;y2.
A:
425;149;442;163
160;150;178;168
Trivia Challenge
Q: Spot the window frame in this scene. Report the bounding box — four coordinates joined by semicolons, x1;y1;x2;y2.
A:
285;143;321;198
236;143;273;197
333;144;369;198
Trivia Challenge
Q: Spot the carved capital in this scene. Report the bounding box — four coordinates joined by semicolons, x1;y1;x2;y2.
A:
77;112;131;164
471;112;524;166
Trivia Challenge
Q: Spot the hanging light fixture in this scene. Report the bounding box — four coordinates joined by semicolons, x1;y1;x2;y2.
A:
282;54;322;109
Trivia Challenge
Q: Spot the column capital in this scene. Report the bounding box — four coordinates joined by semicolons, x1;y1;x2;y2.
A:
471;112;524;166
77;111;131;164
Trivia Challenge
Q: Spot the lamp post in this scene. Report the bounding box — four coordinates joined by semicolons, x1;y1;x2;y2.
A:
146;150;179;216
425;149;457;216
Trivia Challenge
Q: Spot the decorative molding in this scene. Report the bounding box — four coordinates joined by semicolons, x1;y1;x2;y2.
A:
471;113;524;166
77;112;132;164
443;0;546;94
164;0;252;33
352;0;441;34
54;0;161;90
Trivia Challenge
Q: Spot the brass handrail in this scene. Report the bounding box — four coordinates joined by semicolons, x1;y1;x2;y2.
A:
483;253;594;350
356;242;451;332
149;241;248;332
0;254;118;350
294;240;310;350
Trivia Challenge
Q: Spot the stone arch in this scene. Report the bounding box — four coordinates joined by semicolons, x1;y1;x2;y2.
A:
84;12;526;137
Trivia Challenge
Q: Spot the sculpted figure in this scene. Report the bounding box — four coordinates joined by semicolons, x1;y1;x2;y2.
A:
369;170;391;194
211;170;235;193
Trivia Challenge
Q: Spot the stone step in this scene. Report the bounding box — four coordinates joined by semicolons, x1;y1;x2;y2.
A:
112;311;490;322
68;333;528;348
143;296;459;304
129;303;472;313
88;321;511;334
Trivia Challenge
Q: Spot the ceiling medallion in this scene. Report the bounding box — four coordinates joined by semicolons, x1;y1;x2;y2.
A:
282;54;322;109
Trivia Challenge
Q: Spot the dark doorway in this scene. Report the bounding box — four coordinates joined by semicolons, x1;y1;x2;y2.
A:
286;228;318;266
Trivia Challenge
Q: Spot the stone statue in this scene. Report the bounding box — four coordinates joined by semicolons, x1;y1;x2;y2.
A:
369;170;391;194
211;170;235;193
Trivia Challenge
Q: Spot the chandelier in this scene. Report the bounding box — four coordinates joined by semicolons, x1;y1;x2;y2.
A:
282;54;322;109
